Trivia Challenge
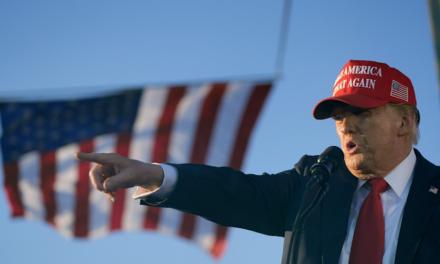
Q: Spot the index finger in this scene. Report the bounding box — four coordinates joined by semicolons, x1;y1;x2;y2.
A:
75;152;113;164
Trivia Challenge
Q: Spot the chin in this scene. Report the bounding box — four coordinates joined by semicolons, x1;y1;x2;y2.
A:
345;155;369;173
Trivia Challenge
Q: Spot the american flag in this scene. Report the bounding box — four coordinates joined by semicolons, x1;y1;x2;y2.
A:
1;81;272;259
390;80;409;102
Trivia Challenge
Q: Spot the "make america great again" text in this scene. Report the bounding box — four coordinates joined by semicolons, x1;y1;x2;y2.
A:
333;65;382;96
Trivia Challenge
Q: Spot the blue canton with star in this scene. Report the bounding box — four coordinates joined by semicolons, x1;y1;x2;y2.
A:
0;90;142;162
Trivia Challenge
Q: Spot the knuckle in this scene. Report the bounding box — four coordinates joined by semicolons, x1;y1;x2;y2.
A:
107;153;120;162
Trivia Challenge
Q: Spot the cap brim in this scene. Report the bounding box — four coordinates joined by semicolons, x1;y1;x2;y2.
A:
313;94;389;120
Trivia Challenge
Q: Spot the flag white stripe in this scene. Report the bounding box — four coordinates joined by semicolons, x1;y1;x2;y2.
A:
54;143;79;237
129;87;169;163
194;217;216;252
18;151;43;220
88;133;117;238
205;82;254;166
167;84;210;164
123;87;169;231
121;186;141;232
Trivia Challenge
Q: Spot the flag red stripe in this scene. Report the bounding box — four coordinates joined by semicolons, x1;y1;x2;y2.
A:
153;87;187;163
40;151;57;226
179;83;228;240
144;207;161;230
228;83;272;170
211;225;228;259
190;83;227;163
74;139;94;237
110;132;132;231
144;86;187;229
179;214;196;240
3;162;24;217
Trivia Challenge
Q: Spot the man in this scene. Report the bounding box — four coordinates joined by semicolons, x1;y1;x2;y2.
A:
75;60;440;264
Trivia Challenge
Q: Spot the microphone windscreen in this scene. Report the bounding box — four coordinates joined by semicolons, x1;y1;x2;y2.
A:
318;146;344;172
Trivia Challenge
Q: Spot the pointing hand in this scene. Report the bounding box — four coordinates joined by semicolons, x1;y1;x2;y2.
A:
74;152;164;202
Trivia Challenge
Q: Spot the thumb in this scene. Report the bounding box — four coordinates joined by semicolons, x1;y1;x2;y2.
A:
103;171;132;192
103;177;117;192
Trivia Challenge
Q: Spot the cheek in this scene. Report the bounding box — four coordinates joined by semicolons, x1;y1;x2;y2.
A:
364;122;396;150
336;129;345;146
335;124;344;139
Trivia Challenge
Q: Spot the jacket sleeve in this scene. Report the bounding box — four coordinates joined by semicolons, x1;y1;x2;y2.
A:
141;155;316;237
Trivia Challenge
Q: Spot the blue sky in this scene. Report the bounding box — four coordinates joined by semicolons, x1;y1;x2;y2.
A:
1;1;439;263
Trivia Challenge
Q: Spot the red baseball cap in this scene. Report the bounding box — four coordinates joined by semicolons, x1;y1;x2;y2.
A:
313;60;417;119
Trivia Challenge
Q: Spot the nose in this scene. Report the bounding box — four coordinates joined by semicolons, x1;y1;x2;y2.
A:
338;115;357;135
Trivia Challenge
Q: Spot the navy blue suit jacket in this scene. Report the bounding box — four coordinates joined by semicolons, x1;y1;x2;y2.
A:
142;149;440;263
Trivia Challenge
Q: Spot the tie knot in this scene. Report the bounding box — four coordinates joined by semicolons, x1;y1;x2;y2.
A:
367;178;389;193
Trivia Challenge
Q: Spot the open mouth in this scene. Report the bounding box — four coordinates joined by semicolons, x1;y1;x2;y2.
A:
346;141;358;153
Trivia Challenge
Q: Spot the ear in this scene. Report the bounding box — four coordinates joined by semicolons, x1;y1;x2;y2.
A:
398;112;415;138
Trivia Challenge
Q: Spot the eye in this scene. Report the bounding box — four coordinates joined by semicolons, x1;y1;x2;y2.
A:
332;114;344;121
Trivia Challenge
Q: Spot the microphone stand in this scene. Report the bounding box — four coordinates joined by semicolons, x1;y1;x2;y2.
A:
288;183;330;264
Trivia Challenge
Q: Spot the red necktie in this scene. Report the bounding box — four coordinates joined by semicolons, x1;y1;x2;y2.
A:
349;178;389;264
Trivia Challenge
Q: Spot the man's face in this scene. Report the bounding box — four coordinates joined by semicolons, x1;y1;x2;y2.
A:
332;103;403;179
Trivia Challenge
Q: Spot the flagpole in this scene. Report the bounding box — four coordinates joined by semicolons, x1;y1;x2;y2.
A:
274;0;294;80
428;0;440;92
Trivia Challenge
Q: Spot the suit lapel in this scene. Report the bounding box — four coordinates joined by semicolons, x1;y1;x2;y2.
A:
395;150;440;264
321;165;357;264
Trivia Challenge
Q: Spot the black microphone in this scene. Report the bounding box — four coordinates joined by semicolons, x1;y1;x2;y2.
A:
306;146;344;190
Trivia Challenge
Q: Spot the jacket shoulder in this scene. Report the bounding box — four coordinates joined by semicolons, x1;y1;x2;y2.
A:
414;148;440;178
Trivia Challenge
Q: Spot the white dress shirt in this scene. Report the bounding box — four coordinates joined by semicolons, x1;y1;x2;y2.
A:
133;149;417;263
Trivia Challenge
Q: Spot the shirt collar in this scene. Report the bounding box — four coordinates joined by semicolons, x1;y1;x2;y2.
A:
356;148;416;198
